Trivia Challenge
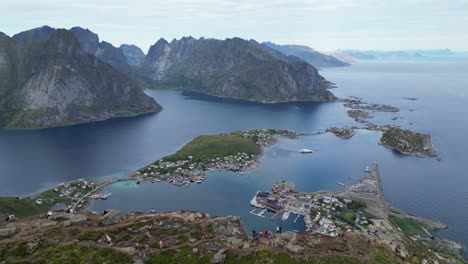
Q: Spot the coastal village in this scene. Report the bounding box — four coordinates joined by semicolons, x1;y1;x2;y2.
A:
247;163;463;262
249;165;376;238
133;129;298;187
2;163;462;263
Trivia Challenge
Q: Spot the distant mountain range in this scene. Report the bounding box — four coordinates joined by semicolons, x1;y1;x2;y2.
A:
262;42;350;67
333;49;455;60
0;26;161;128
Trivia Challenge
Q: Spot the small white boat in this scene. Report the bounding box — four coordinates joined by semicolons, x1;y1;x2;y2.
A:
195;180;202;184
299;148;313;153
100;193;112;200
281;211;290;221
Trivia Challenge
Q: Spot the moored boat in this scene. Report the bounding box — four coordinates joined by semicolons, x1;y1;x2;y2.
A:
299;148;313;153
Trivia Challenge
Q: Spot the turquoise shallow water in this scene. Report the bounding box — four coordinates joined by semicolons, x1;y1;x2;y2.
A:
1;57;467;254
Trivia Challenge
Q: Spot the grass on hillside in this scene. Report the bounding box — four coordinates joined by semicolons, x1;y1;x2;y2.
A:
226;251;364;264
0;197;49;219
145;249;365;264
437;252;466;264
389;216;426;237
0;181;93;219
370;248;400;264
21;244;131;264
164;134;260;163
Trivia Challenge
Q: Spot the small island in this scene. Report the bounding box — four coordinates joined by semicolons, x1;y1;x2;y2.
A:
326;127;356;139
347;109;374;121
133;129;298;186
341;98;400;112
379;127;437;157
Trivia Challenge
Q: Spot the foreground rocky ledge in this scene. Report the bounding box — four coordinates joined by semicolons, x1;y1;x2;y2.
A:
0;210;451;264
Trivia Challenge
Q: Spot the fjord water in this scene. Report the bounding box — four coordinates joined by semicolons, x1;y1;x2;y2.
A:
1;57;467;251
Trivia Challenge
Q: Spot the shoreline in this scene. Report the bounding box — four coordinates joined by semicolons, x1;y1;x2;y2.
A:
1;161;465;261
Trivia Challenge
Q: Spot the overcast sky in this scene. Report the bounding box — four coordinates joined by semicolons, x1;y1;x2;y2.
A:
1;0;467;53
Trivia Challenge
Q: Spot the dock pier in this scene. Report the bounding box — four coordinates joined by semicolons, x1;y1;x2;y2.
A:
337;182;348;187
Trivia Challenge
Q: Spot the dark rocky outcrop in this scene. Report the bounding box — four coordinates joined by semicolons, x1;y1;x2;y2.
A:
0;28;161;128
138;37;335;103
263;42;350;67
100;209;126;225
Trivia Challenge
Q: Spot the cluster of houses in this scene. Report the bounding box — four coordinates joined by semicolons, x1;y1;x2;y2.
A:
135;151;256;187
309;195;355;236
239;129;297;147
40;179;96;211
134;129;298;187
250;181;371;238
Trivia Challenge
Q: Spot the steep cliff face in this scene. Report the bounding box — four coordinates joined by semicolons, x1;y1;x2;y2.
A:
120;44;145;65
263;42;350;68
0;33;20;126
139;37;335;103
0;29;161;128
69;27;133;76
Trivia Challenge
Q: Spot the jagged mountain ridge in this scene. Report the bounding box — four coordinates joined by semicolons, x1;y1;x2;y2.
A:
69;27;133;76
138;37;335;103
0;27;161;128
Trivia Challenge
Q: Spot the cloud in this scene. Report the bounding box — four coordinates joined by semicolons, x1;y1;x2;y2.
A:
0;0;467;51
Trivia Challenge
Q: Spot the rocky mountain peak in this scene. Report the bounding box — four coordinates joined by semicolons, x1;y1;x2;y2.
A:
12;25;55;44
69;26;100;54
69;27;131;75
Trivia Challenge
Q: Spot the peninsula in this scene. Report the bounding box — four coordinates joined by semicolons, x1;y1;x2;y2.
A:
133;129;298;186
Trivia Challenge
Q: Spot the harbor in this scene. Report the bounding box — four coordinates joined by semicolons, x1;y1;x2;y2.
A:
248;163;384;236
